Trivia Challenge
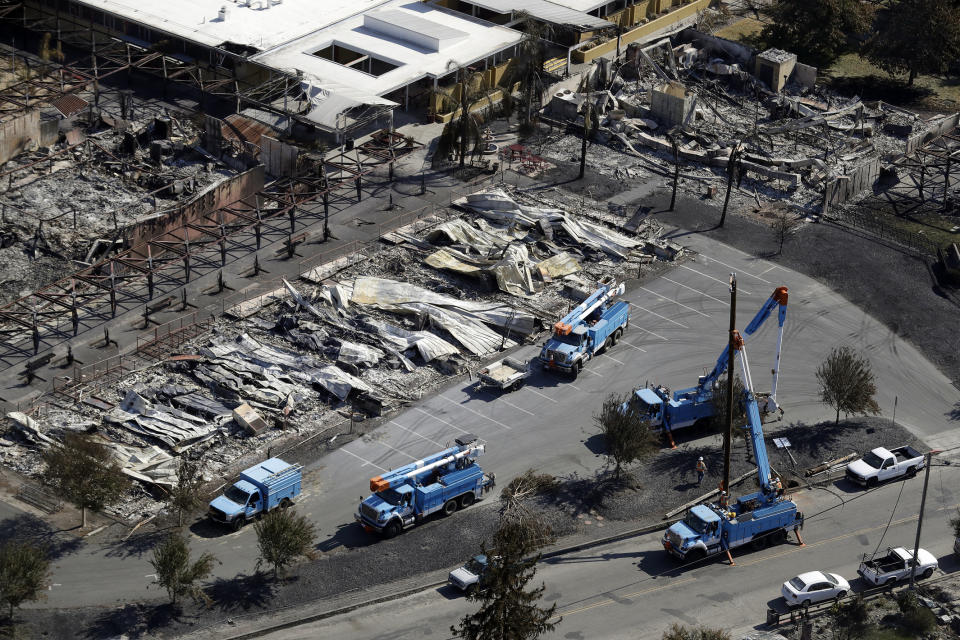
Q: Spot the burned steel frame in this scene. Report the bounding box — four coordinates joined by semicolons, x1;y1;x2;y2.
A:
0;138;421;371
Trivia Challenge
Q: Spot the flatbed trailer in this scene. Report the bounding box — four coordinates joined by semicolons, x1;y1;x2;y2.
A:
476;357;529;392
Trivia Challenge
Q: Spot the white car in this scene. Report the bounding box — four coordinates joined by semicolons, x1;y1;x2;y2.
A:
781;571;850;607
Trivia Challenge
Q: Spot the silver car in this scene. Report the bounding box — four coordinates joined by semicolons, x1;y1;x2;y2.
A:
781;571;850;607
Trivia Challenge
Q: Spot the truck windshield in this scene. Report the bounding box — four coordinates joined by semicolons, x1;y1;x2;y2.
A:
631;398;658;418
376;489;403;506
683;512;708;534
552;333;582;346
225;486;251;504
465;558;486;574
862;451;885;469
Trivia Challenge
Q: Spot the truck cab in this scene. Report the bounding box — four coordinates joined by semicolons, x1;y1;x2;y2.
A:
663;505;723;560
208;458;302;530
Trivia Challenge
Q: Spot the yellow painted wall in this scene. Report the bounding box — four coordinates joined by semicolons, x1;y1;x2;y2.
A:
572;0;709;63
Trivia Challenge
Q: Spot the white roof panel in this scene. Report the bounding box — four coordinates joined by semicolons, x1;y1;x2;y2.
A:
464;0;612;30
73;0;393;50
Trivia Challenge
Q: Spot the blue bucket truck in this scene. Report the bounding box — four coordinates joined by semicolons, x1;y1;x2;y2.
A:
662;330;803;562
625;286;788;447
208;457;302;530
356;435;494;538
538;280;629;378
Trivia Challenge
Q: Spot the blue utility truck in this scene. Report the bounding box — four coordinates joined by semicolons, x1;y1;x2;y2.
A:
208;457;302;530
662;328;803;562
538;280;629;378
625;286;788;446
356;435;495;538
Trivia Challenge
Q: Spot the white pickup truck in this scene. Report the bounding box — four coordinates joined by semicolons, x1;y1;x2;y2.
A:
858;547;938;586
845;445;924;488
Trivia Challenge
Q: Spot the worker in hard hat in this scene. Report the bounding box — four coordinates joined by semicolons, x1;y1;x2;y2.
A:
718;490;729;509
772;475;784;498
695;457;707;486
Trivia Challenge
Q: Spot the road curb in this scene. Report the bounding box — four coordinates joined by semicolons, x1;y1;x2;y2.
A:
218;520;677;639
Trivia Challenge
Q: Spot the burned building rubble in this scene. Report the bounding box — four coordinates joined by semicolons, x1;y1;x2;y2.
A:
1;187;678;520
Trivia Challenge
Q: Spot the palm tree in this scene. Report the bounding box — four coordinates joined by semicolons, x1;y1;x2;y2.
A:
432;63;493;171
501;12;553;128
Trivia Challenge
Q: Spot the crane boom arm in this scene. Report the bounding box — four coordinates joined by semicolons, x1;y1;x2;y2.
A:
696;286;788;394
370;444;485;492
554;282;625;335
733;335;773;495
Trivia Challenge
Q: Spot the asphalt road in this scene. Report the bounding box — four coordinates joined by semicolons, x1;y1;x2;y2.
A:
256;471;960;640
25;228;960;609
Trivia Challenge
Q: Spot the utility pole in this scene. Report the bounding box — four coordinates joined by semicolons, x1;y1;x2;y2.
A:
669;133;680;212
720;142;740;227
723;273;737;494
909;449;939;590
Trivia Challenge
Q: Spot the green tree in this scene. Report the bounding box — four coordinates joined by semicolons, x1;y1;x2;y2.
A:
150;532;217;606
662;623;731;640
759;0;874;68
0;541;49;619
254;508;317;579
815;346;881;424
41;433;130;528
865;0;960;85
168;458;205;528
594;392;659;481
452;470;559;640
829;593;872;640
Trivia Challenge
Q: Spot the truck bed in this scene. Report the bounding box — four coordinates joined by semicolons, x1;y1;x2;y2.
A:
892;446;922;463
482;361;523;383
478;358;528;389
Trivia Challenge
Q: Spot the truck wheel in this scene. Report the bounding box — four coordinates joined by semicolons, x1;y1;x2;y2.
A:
233;518;244;532
465;584;477;596
922;568;934;579
686;549;706;562
867;477;879;489
443;499;459;516
601;337;611;354
572;361;582;378
383;520;401;539
772;529;788;545
612;329;622;345
906;467;917;479
459;493;475;508
280;498;292;510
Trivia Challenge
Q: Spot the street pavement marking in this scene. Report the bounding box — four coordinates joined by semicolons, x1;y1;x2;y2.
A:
526;387;555;402
569;382;583;391
481;391;535;416
370;439;418;460
619;340;647;352
659;277;728;308
441;395;512;430
389;420;445;447
759;265;780;276
677;264;753;295
581;368;602;377
697;253;772;285
634;327;669;341
340;447;388;472
641;284;713;315
555;577;697;618
413;407;470;434
628;302;689;328
601;353;625;365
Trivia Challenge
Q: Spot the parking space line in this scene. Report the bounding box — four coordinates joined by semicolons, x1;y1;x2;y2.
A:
340;448;387;472
601;353;625;365
697;253;772;284
640;284;713;315
633;327;668;341
413;407;469;434
482;392;535;416
677;264;752;295
568;382;582;391
526;387;555;402
389;420;445;447
628;302;689;328
658;277;728;308
440;396;512;430
619;340;646;352
370;439;418;460
759;265;779;276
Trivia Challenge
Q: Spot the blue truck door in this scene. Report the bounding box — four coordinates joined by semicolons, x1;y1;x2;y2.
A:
247;491;262;517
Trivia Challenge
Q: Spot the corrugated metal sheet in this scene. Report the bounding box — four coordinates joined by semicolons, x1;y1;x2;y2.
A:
221;113;274;147
52;94;89;118
465;0;612;30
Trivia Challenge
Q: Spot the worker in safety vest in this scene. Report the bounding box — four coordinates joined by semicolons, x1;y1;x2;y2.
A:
772;476;784;498
718;490;729;509
695;457;707;485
